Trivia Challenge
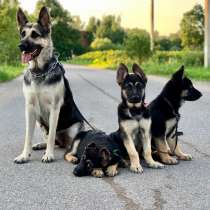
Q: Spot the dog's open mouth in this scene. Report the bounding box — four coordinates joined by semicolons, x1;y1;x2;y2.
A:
21;48;42;63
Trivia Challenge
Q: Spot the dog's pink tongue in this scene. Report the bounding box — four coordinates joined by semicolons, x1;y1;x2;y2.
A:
21;52;32;63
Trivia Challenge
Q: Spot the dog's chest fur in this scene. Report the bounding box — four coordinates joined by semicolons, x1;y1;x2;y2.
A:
23;73;64;125
120;108;151;146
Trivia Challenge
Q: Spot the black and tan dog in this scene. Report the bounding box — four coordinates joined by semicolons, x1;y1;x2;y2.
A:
117;63;164;173
149;65;202;164
65;130;126;177
14;7;85;163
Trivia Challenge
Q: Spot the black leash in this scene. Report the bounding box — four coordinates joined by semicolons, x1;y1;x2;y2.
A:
74;103;97;131
163;97;180;154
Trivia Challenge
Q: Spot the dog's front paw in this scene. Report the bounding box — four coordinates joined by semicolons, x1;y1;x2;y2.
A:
14;154;30;164
148;161;165;169
162;156;178;165
177;154;192;161
42;152;54;163
130;164;143;173
91;169;104;178
64;153;78;164
106;165;118;177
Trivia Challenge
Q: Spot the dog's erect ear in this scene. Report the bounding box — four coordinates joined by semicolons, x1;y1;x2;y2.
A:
38;7;51;32
17;8;28;29
132;63;147;84
117;63;128;85
172;65;185;82
100;147;111;167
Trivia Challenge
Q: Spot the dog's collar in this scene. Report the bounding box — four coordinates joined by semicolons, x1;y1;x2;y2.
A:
28;57;64;78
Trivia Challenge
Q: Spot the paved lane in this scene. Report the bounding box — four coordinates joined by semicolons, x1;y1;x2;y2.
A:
0;65;209;210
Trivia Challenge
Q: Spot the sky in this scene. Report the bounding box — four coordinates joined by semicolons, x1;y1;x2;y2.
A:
19;0;204;36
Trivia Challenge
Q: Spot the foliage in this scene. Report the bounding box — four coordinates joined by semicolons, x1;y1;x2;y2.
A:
124;29;151;63
155;33;182;51
35;0;85;59
152;50;203;66
69;50;210;81
71;15;84;30
0;65;23;82
169;33;182;50
90;38;120;51
180;4;204;49
86;16;100;35
0;0;20;65
95;15;125;44
68;50;132;68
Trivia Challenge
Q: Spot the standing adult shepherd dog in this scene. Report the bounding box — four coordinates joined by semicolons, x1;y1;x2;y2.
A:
14;7;86;163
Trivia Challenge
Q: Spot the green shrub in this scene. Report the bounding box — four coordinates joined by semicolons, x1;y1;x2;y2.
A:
90;38;120;51
124;29;151;63
70;50;132;68
151;51;203;66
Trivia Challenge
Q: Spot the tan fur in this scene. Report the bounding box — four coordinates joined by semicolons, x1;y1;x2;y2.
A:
120;120;143;173
64;153;78;163
106;164;118;177
155;138;178;164
91;169;104;178
167;141;192;161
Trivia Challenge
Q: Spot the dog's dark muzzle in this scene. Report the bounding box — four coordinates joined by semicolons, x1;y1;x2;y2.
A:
18;41;32;52
73;166;88;177
73;158;93;177
73;164;92;177
184;88;202;101
128;95;142;103
18;41;42;53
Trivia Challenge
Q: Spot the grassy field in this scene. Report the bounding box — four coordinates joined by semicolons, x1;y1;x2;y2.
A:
1;50;210;83
0;65;24;83
68;50;210;81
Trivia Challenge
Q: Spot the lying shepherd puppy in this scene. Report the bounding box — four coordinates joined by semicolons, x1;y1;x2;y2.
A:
117;63;164;173
14;7;85;163
149;65;202;164
64;130;126;177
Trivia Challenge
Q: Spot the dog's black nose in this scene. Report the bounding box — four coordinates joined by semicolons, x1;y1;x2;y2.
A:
18;42;28;51
73;167;84;177
129;96;141;103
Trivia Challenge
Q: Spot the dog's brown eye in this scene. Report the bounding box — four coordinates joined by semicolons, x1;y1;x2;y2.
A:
126;83;133;89
31;31;40;39
21;31;26;37
135;82;143;88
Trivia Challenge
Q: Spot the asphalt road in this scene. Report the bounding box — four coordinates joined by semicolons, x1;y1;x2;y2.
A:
0;64;210;210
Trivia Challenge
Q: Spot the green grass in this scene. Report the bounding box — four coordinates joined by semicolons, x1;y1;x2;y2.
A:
0;65;24;83
68;50;210;81
142;62;210;81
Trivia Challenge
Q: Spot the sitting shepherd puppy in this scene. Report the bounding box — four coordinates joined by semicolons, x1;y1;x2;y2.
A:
149;65;202;164
64;130;126;177
116;63;164;173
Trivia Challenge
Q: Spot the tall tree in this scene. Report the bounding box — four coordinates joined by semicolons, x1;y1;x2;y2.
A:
86;16;100;35
72;15;84;30
34;0;84;59
0;0;19;64
96;15;125;44
124;29;151;64
180;4;204;49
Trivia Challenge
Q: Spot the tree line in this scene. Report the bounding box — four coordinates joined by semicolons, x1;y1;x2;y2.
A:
0;0;205;65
